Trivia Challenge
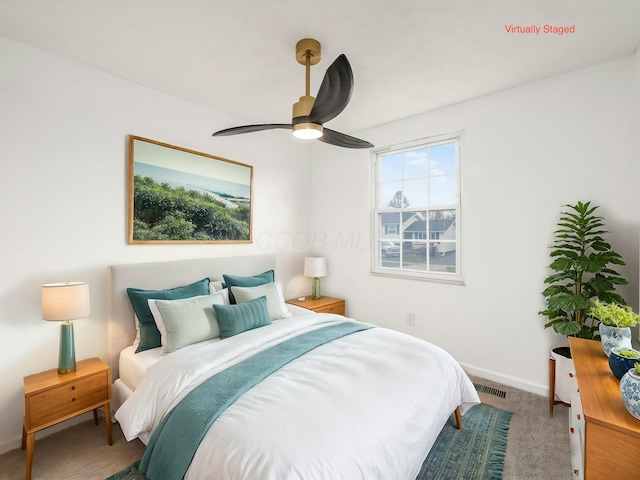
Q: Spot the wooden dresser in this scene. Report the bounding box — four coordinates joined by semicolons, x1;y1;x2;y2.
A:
569;337;640;479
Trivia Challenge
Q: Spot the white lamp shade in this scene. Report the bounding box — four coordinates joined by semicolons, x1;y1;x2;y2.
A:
304;257;328;278
42;282;91;321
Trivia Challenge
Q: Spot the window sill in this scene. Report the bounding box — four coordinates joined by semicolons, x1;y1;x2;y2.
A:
370;269;465;285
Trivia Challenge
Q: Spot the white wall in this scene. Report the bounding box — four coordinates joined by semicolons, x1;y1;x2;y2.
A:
310;54;640;394
0;36;313;452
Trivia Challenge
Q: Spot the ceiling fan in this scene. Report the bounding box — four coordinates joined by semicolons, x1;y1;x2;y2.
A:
212;38;374;149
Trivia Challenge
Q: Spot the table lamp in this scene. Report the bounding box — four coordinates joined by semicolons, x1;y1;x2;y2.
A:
304;257;327;300
42;282;91;374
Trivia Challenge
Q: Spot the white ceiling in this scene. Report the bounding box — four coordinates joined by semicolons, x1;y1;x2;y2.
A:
1;0;639;135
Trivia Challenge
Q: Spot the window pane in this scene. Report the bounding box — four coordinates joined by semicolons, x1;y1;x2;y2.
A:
404;179;428;208
379;212;401;240
430;143;456;175
429;210;456;241
429;176;456;206
402;241;427;271
380;182;404;208
429;243;456;274
403;148;428;178
380;154;403;182
379;240;401;267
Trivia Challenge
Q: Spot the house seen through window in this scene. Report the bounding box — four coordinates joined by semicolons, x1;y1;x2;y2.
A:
372;132;462;282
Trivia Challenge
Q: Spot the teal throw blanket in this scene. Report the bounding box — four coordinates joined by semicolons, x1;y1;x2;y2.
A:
140;321;373;480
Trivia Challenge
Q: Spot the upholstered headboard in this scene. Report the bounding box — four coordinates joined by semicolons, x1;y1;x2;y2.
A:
107;255;276;380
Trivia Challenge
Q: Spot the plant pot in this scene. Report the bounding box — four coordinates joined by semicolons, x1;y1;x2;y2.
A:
599;323;632;357
608;347;640;380
550;347;573;405
620;369;640;420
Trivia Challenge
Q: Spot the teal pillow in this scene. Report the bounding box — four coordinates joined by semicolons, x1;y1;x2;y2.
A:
127;278;210;352
222;270;274;304
213;296;271;339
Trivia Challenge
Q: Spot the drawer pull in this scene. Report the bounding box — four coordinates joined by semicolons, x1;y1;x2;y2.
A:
569;372;574;378
71;386;76;391
577;414;581;420
570;427;574;433
72;398;76;402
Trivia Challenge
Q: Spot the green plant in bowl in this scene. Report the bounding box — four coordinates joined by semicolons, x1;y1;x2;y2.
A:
616;349;640;359
589;301;640;328
634;362;640;376
609;347;640;379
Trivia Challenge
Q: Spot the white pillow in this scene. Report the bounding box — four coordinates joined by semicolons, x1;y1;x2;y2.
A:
149;292;225;353
230;282;292;321
209;280;226;293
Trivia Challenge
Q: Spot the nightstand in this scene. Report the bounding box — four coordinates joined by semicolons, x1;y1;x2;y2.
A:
286;296;346;315
22;357;112;480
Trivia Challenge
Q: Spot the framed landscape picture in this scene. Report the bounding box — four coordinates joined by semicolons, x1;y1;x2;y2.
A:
128;135;253;244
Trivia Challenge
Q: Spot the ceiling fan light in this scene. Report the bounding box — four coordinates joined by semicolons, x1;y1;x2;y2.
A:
292;122;323;140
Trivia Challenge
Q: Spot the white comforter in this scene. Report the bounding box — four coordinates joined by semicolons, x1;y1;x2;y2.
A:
116;314;479;480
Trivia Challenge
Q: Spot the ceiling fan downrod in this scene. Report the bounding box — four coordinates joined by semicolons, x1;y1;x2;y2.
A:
292;39;323;139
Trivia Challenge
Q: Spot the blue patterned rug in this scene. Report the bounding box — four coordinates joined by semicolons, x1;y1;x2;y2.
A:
106;403;512;480
417;403;513;480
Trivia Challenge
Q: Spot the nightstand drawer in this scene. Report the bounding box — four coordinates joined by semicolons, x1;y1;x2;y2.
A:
314;302;345;315
27;372;108;428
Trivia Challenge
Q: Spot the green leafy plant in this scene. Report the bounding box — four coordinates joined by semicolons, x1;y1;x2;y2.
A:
615;349;640;359
540;201;629;338
589;300;639;328
634;362;640;376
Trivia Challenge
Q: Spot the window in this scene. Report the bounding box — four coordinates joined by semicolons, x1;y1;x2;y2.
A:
371;132;462;282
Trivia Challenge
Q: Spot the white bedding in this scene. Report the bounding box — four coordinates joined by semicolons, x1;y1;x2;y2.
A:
116;313;479;480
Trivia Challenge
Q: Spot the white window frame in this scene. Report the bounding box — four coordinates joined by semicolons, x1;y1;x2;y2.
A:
370;131;464;284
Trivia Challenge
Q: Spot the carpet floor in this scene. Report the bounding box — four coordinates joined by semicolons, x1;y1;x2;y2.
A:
0;377;571;480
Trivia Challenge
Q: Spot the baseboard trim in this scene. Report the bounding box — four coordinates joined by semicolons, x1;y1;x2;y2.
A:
460;362;548;397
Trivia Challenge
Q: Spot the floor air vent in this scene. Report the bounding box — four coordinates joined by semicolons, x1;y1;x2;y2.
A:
474;383;508;399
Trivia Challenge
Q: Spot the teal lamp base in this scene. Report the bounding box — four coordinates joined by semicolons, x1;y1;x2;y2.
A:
311;277;321;300
58;322;76;374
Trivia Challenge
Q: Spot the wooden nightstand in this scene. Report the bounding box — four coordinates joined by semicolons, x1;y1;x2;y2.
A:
286;296;346;315
22;357;113;480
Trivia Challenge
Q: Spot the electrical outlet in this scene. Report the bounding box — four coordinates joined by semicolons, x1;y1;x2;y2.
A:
406;312;416;326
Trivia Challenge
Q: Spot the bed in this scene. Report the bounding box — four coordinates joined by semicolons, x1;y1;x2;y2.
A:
108;255;480;480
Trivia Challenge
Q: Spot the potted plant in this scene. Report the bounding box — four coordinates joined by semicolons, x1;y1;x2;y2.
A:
590;300;639;356
620;362;640;420
539;201;629;410
608;347;640;379
540;201;628;339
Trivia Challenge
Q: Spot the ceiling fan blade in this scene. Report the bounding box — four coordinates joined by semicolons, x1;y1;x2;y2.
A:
308;54;354;125
318;128;374;149
212;124;292;137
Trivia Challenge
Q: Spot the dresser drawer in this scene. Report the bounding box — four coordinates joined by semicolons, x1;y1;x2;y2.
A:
314;302;345;315
26;372;109;429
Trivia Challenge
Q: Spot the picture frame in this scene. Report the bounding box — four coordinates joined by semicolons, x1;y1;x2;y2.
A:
128;135;253;244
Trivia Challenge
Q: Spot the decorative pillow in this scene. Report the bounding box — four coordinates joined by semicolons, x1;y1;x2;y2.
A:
127;278;210;353
213;296;271;339
148;292;227;347
230;282;292;321
222;270;274;304
209;280;226;293
151;293;225;354
133;316;140;346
